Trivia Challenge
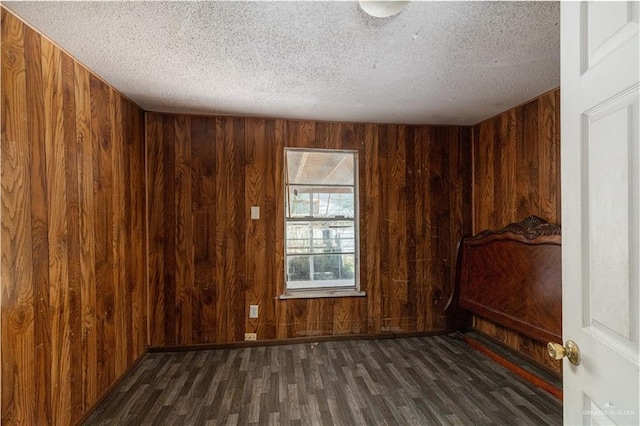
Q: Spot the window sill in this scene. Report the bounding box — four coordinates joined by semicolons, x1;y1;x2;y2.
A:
279;290;366;300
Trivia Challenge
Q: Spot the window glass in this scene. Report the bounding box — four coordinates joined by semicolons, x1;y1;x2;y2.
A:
286;150;355;186
284;149;359;293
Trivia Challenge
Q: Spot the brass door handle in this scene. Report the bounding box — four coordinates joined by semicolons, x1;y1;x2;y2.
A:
547;340;580;366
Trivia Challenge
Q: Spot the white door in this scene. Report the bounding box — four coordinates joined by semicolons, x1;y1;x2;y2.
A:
561;1;639;425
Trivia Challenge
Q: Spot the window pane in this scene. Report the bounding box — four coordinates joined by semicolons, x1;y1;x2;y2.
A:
286;150;354;185
285;221;355;255
286;186;354;218
286;254;355;289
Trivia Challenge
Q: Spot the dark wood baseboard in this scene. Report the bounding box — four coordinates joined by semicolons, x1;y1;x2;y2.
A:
464;334;563;400
75;351;148;426
148;330;444;353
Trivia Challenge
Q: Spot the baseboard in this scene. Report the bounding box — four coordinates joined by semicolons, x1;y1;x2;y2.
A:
148;330;443;353
463;333;563;400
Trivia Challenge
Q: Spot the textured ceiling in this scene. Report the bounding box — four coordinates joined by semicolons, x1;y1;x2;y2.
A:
4;1;560;125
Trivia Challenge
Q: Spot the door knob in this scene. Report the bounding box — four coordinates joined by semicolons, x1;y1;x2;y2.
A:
547;340;580;366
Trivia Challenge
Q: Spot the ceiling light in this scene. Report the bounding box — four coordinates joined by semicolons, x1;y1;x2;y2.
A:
359;0;409;18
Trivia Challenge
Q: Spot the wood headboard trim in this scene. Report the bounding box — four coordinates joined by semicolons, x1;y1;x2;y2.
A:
470;215;561;241
456;216;562;344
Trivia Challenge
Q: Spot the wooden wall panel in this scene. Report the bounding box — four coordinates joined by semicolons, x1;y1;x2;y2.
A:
472;88;561;375
1;8;147;424
191;116;217;342
147;114;472;346
1;10;35;425
26;22;52;426
473;89;560;231
75;61;97;414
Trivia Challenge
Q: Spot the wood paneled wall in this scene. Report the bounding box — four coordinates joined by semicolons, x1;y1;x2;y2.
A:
473;89;560;232
1;8;147;425
147;113;472;346
471;89;561;375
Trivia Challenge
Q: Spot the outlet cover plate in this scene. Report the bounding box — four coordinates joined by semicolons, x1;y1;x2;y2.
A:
249;305;258;318
251;206;260;220
244;332;257;341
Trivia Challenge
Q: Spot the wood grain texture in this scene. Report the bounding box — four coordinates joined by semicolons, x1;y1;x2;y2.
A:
146;114;472;347
471;89;561;376
458;219;562;345
42;37;71;425
473;89;560;233
75;61;98;412
146;113;165;346
25;21;52;426
174;115;193;346
1;9;36;425
1;8;147;425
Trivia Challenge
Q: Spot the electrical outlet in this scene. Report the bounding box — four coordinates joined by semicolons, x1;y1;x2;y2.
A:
249;305;259;319
244;332;257;341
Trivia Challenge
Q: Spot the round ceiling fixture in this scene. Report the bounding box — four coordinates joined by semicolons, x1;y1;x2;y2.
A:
359;0;409;18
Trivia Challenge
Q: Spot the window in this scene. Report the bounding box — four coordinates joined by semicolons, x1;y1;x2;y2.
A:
283;148;362;298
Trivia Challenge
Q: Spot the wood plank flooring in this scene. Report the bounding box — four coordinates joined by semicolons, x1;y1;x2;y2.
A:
84;336;561;425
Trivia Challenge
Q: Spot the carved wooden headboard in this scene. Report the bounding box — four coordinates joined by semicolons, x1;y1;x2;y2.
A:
457;216;562;344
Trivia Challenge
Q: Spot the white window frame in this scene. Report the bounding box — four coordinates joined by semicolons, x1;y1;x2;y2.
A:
280;148;365;299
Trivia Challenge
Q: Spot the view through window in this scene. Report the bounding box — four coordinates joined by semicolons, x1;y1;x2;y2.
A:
284;149;359;293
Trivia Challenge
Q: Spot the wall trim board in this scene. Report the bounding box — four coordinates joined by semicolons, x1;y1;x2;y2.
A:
147;331;445;353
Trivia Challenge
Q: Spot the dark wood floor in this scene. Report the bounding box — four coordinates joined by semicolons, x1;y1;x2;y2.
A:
84;336;562;425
